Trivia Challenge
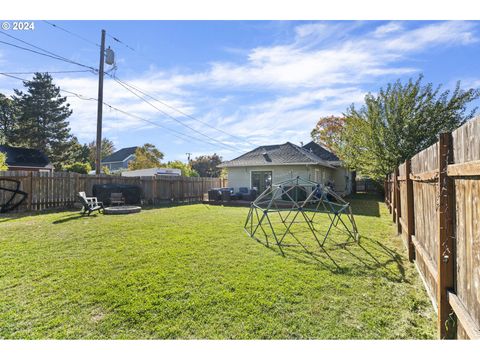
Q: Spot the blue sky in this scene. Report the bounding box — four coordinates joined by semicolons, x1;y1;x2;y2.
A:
0;20;479;162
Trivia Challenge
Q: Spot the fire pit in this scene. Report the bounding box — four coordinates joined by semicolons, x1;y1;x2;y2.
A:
104;206;142;215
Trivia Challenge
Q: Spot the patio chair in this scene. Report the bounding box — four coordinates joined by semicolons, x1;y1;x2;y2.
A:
77;192;104;216
110;192;125;206
78;191;96;205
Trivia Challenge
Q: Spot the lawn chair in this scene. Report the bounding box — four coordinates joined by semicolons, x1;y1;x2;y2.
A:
110;192;125;206
78;191;96;205
77;192;104;216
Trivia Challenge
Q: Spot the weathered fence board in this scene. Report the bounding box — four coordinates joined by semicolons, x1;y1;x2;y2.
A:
0;172;226;213
451;117;480;340
386;116;480;339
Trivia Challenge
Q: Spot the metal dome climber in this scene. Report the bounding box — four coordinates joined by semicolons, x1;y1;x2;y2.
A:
244;176;359;256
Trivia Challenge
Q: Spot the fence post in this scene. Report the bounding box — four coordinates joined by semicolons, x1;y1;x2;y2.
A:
395;168;402;234
437;132;456;339
405;159;415;262
28;171;33;211
391;172;396;223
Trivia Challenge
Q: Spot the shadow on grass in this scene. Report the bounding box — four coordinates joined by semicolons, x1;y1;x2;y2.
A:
250;231;407;283
345;193;382;217
0;208;78;224
52;213;100;224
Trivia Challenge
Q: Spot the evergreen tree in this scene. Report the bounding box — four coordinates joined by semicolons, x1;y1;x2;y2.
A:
0;93;18;145
12;73;73;169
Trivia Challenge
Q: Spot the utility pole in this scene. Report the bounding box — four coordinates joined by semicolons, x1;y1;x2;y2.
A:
186;152;192;163
95;29;106;175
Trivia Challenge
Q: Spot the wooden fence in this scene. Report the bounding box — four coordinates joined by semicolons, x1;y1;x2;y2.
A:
385;116;480;339
0;171;226;212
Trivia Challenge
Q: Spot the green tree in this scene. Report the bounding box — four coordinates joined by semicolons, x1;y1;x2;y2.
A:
11;73;74;169
325;75;479;181
166;160;199;177
191;153;223;177
0;93;19;145
88;138;115;168
101;165;111;175
310;116;346;152
64;162;92;174
0;152;8;170
128;143;164;170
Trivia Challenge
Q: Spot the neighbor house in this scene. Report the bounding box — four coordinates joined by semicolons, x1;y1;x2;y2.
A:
101;146;138;173
0;145;54;172
218;141;353;195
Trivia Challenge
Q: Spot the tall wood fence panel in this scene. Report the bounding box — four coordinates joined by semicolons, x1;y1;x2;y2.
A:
385;116;480;339
451;118;480;340
0;171;226;213
411;142;439;310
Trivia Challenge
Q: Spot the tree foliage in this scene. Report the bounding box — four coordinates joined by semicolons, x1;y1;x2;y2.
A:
0;93;18;145
88;138;115;168
191;153;223;177
9;73;74;169
128;143;164;170
0;152;7;170
313;75;480;181
64;162;92;174
166;160;199;177
310;116;346;151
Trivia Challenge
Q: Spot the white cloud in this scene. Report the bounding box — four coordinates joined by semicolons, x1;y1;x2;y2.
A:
1;21;477;159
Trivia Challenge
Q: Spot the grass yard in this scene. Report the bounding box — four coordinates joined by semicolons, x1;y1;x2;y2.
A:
0;194;436;339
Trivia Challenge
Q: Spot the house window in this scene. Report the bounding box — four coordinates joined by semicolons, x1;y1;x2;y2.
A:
251;171;272;194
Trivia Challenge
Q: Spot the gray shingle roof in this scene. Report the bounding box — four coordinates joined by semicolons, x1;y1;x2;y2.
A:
218;142;335;168
302;141;340;161
101;146;138;163
0;145;51;168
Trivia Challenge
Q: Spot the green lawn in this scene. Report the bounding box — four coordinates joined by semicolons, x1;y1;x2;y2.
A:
0;194;435;339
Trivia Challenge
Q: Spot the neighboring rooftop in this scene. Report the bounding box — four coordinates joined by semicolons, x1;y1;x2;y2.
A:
302;141;340;162
101;146;138;163
0;145;51;168
218;142;335;168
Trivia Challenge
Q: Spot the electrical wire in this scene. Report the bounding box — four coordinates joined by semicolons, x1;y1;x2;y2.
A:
43;20;100;48
107;33;135;51
0;28;252;151
110;76;242;152
110;75;258;147
1;70;92;75
0;35;97;72
38;23;256;148
0;72;235;150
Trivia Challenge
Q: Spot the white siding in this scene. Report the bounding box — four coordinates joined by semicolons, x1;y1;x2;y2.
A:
225;165;350;195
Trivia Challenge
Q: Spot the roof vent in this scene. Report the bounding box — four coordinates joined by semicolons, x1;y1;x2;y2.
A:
262;151;271;162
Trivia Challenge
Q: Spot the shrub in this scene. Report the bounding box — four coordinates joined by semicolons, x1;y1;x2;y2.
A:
64;162;91;174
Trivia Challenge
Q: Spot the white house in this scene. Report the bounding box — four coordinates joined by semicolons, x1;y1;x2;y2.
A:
218;141;353;196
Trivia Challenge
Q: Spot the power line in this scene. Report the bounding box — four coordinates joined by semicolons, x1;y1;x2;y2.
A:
0;72;234;150
0;29;250;151
107;33;135;51
1;70;92;75
43;21;100;48
0;31;97;72
110;75;258;147
110;76;241;152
